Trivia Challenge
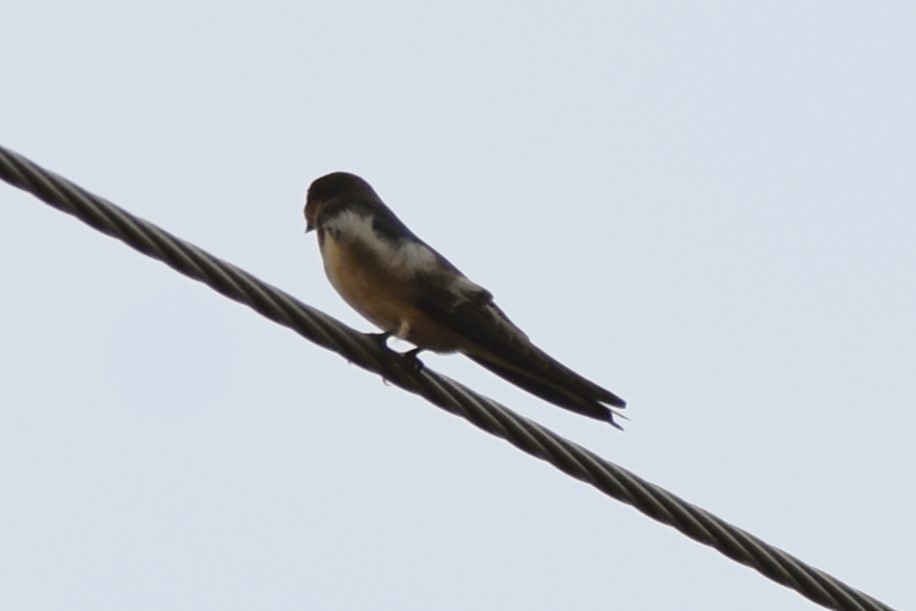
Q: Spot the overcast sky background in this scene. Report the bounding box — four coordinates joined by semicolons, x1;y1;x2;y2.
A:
2;3;914;610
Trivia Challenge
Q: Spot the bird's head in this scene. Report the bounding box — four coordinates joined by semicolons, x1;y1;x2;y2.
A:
304;171;375;232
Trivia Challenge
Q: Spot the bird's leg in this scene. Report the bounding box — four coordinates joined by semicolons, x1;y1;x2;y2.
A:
400;346;425;371
364;330;424;370
365;330;393;349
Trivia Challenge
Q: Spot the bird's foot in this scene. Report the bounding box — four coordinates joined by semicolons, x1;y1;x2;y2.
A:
364;330;424;371
365;330;393;349
399;347;425;372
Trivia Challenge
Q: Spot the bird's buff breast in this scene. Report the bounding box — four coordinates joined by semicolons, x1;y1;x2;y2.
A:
319;233;464;352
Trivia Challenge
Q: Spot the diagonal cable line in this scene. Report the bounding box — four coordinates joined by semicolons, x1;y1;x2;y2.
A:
0;144;895;611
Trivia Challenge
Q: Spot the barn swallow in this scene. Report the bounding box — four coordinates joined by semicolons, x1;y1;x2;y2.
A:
304;172;626;427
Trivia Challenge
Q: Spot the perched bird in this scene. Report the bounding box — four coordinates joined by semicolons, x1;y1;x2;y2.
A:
304;172;626;427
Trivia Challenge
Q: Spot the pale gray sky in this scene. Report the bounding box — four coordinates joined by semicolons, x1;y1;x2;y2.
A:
2;2;914;609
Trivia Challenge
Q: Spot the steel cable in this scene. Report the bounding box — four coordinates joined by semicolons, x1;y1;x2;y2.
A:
0;144;895;611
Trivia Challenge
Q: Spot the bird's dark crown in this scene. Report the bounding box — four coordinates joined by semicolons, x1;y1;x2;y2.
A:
307;172;374;203
304;171;377;231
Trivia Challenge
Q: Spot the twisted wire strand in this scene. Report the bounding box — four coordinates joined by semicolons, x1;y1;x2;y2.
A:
0;144;894;611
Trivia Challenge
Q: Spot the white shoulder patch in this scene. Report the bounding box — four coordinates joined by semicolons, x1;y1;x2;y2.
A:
327;210;439;277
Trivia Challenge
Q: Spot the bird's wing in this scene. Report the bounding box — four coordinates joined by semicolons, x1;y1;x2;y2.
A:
411;270;626;426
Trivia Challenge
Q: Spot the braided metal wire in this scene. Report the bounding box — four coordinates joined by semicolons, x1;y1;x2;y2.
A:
0;144;895;611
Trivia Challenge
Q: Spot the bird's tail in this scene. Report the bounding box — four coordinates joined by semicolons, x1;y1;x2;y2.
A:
465;349;626;429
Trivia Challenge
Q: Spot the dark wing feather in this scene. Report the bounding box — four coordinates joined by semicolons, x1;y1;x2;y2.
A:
412;271;626;426
463;353;623;428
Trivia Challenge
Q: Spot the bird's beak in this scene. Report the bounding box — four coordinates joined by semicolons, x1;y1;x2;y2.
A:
304;201;316;233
